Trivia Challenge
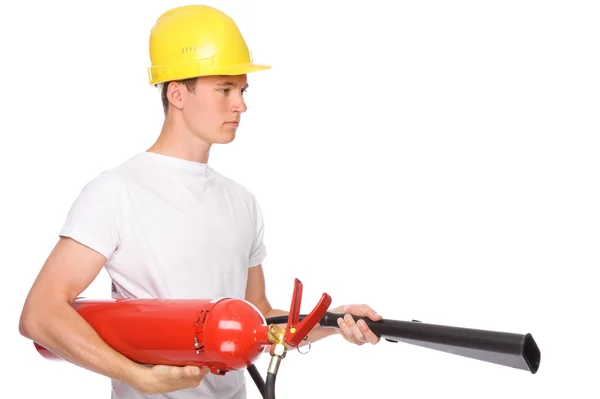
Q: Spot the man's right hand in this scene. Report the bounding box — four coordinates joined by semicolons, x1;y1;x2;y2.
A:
133;364;211;394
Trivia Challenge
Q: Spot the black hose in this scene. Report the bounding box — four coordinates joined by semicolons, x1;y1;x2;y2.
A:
266;312;540;373
250;312;540;397
246;364;265;398
265;315;305;325
319;312;540;373
244;315;309;398
265;372;276;399
247;315;291;399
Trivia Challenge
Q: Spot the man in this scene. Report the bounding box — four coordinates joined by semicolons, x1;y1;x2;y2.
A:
19;5;382;399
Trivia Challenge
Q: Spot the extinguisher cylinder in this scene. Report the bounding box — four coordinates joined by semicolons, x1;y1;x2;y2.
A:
34;297;273;375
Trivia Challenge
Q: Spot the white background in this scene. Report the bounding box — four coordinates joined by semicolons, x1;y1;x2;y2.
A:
1;0;598;398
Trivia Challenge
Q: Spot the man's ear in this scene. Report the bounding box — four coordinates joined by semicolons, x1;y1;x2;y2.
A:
167;81;185;110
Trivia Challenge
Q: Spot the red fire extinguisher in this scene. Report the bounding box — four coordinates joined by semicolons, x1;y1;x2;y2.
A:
34;278;332;398
33;278;541;399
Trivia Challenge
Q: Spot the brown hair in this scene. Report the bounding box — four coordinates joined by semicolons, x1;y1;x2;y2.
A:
160;77;198;115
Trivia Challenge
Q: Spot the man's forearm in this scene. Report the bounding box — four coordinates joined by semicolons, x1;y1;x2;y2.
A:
20;300;146;386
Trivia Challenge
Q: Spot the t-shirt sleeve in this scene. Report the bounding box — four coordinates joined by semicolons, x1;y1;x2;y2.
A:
249;196;267;268
59;171;126;260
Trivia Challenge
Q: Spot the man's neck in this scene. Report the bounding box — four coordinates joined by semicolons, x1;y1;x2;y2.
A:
147;118;211;164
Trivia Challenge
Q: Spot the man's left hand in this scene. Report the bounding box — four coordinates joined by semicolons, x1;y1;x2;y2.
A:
330;304;382;345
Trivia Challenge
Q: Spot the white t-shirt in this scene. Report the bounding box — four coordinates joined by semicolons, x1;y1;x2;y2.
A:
58;151;267;399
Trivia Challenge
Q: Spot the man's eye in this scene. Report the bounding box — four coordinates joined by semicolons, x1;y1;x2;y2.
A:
220;89;230;94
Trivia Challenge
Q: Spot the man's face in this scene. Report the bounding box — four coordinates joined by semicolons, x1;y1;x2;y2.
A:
180;74;249;145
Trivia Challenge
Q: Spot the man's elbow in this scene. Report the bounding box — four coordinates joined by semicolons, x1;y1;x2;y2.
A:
19;295;55;341
19;303;37;340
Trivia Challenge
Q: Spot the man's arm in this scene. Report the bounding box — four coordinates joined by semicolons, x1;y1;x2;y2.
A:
245;265;383;347
19;237;208;394
20;237;149;381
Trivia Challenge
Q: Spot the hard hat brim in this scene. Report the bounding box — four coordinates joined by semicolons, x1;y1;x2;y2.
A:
148;62;271;86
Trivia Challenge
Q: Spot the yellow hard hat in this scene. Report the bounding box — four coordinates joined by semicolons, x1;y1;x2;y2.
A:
147;5;270;85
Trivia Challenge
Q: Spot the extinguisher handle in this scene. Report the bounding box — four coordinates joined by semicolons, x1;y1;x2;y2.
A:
284;278;332;347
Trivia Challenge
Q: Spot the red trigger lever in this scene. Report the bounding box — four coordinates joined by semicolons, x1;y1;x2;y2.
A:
284;278;332;347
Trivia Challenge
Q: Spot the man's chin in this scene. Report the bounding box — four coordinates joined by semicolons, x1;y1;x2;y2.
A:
213;133;236;145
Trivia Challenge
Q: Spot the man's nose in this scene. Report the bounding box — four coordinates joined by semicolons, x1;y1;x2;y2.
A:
232;94;248;113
